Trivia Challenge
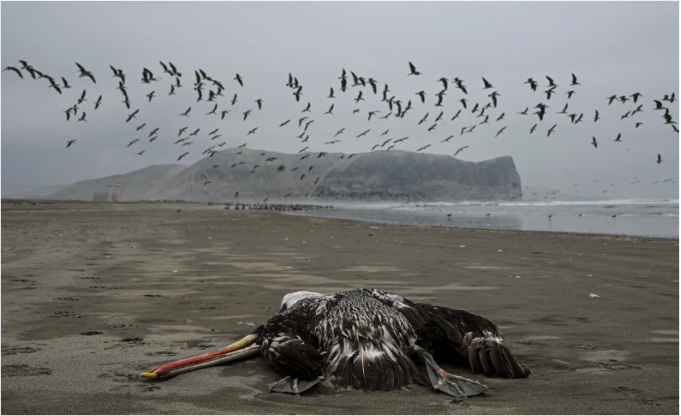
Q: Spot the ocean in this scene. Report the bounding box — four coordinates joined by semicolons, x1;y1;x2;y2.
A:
286;199;679;239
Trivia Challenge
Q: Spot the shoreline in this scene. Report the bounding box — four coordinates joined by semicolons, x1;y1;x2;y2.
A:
4;198;678;242
282;209;680;244
2;201;678;414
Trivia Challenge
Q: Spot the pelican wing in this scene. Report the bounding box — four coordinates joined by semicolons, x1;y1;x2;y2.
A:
360;288;530;379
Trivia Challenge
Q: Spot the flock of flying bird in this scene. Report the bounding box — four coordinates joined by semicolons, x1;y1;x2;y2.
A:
3;60;677;199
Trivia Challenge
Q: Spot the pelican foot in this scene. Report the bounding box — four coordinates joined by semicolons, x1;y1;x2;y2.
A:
418;350;487;398
425;365;488;398
268;376;322;395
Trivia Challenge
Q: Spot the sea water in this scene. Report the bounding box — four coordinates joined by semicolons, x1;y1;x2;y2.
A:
286;199;679;239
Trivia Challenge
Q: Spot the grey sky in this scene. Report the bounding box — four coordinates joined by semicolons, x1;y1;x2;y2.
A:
2;2;678;199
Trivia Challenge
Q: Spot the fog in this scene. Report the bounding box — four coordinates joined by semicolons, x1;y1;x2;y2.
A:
2;2;678;199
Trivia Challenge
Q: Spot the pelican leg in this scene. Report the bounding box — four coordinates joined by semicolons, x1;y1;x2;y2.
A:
417;349;488;398
269;375;323;395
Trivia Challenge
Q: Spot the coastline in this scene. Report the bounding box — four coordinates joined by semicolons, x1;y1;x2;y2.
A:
284;209;680;243
2;201;678;414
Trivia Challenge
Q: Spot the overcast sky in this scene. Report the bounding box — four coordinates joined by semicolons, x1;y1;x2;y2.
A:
2;2;678;199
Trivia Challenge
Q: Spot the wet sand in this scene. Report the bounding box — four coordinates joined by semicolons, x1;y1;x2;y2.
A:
2;201;678;414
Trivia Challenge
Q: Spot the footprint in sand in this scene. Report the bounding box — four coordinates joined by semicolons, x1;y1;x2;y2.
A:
145;351;178;357
2;364;52;377
1;347;41;355
614;386;659;406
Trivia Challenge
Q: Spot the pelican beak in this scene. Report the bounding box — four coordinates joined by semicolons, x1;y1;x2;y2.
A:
140;325;264;379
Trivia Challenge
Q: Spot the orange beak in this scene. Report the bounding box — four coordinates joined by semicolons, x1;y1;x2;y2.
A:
140;326;263;379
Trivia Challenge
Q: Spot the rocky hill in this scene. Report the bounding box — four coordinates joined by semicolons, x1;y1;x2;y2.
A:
48;148;522;202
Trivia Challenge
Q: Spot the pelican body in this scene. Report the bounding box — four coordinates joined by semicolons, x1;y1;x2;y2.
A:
141;288;530;397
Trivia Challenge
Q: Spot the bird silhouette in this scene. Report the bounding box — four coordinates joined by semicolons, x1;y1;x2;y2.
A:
3;66;23;78
454;146;469;156
407;62;421;76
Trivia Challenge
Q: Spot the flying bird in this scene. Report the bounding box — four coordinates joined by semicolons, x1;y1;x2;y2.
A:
66;140;76;148
454;146;469;156
481;77;493;89
495;127;507;137
570;73;580;86
234;74;243;86
3;66;23;78
547;124;556;137
127;139;139;147
180;107;191;117
408;62;421;76
441;135;454;143
75;62;96;83
126;109;139;123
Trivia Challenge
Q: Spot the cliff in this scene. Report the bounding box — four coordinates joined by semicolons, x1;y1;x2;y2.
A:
48;149;522;202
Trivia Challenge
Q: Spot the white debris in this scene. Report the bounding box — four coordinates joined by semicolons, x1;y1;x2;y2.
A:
589;293;600;298
460;245;466;248
498;249;503;252
370;226;379;229
515;276;521;279
173;270;178;273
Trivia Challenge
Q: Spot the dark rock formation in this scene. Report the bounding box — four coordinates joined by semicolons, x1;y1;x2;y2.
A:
47;149;522;202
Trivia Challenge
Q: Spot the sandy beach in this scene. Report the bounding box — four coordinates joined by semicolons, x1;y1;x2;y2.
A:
1;200;678;414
